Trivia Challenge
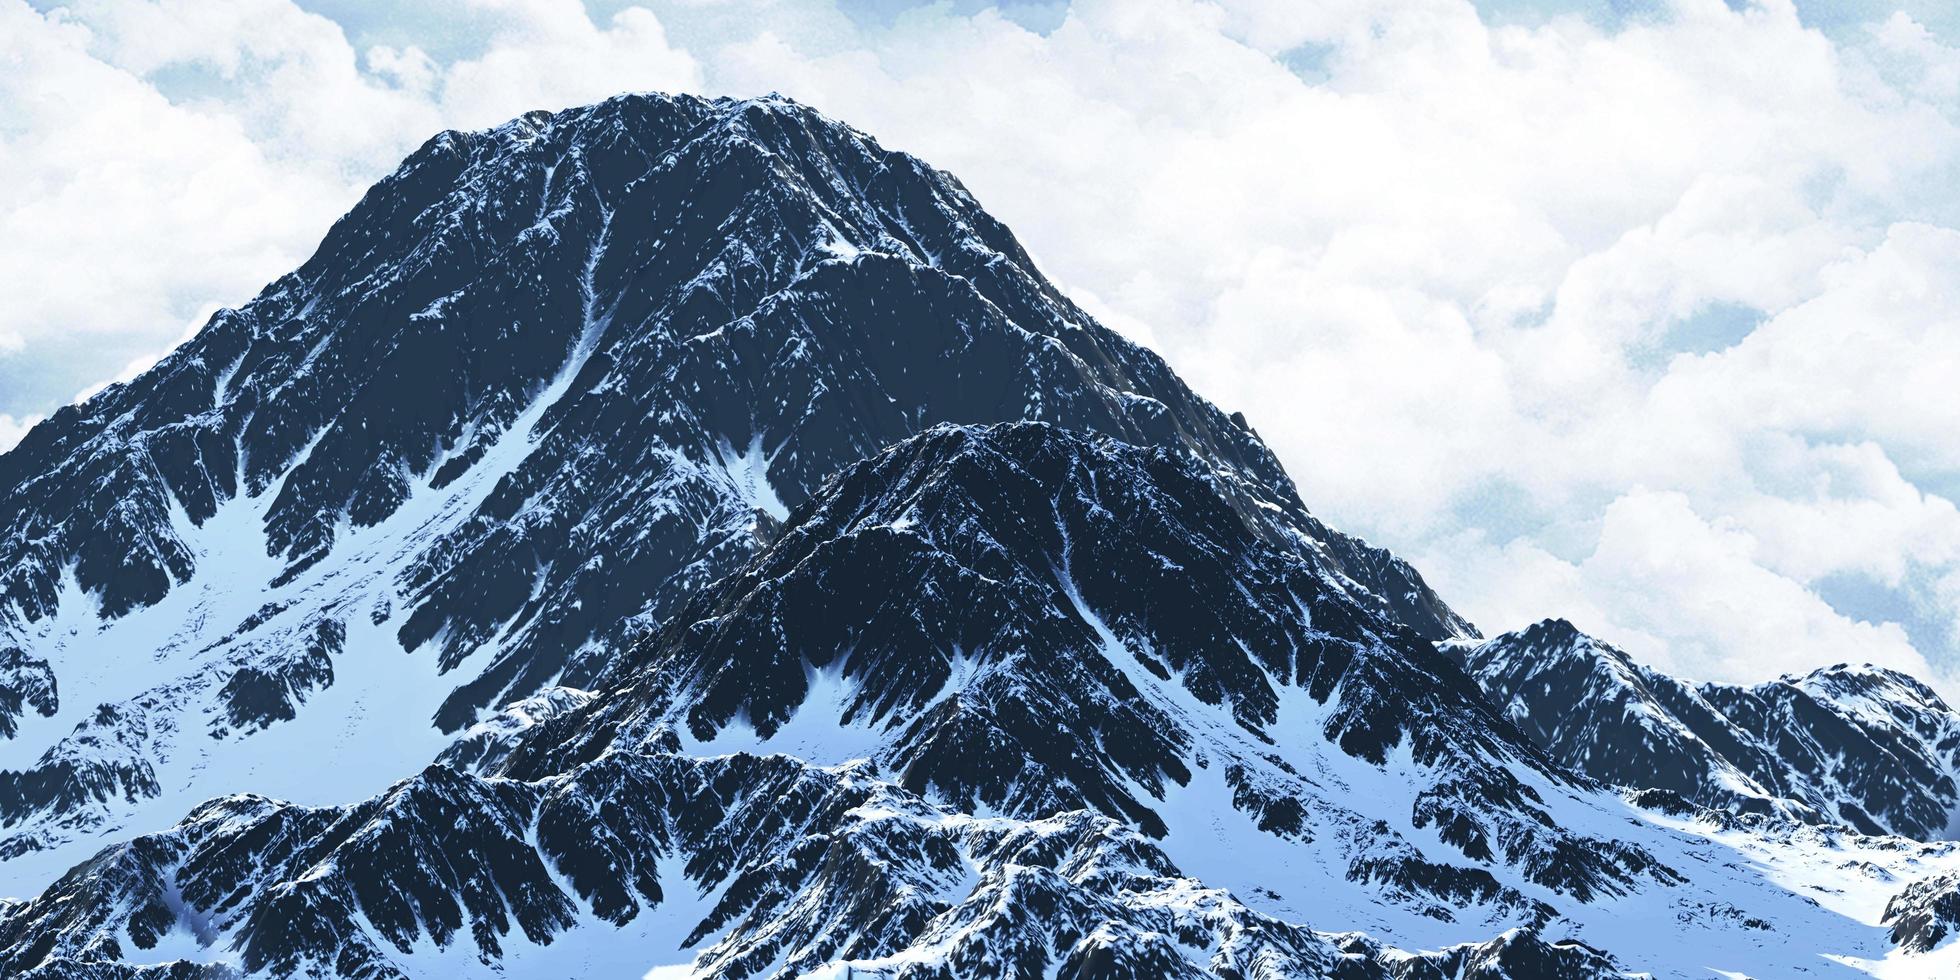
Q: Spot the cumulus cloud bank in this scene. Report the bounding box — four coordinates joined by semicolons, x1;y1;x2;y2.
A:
4;0;1958;690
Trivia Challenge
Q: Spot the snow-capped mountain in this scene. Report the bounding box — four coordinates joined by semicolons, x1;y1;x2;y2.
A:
7;92;1960;979
1447;619;1960;841
0;92;1467;882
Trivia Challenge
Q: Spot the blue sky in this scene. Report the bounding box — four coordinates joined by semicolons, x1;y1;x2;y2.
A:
6;0;1960;693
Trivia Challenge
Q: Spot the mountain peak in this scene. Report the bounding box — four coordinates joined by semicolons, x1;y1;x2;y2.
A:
1782;661;1950;710
0;92;1471;882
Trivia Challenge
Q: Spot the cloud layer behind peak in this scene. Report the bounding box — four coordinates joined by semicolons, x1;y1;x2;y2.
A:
4;0;1959;692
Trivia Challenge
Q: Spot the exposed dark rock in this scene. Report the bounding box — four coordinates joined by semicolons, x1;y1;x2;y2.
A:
1884;871;1960;953
0;646;56;739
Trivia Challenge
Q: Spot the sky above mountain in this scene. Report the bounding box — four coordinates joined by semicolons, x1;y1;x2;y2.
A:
5;0;1960;694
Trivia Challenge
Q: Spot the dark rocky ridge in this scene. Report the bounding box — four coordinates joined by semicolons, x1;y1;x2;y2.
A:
1884;871;1960;953
0;749;1636;980
0;647;56;739
3;419;1897;978
1447;619;1960;841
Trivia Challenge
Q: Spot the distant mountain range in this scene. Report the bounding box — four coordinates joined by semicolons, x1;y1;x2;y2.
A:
3;92;1958;979
1448;618;1960;841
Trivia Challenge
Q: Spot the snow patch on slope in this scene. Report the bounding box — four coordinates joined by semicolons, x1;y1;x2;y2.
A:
712;434;790;522
683;662;884;765
0;310;615;892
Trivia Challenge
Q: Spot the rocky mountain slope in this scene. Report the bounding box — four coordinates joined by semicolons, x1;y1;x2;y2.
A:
1446;619;1960;841
0;92;1467;883
0;750;1637;980
5;421;1944;979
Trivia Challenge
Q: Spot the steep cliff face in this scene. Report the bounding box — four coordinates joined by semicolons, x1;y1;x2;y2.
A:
0;93;1468;878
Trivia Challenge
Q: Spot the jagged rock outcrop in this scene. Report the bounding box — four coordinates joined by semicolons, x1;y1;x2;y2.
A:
1884;871;1960;953
0;748;1642;980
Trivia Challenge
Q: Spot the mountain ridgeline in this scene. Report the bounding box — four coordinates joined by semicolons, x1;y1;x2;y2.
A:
2;92;1959;979
1446;619;1960;841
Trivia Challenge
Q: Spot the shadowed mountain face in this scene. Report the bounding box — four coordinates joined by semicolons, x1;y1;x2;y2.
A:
1447;619;1960;841
0;92;1470;871
502;423;1674;904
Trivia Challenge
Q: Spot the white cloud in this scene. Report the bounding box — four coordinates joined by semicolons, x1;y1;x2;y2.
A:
0;414;40;454
0;0;699;406
0;1;349;361
5;0;1960;690
1417;483;1949;687
1650;223;1960;486
1581;490;1933;682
